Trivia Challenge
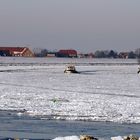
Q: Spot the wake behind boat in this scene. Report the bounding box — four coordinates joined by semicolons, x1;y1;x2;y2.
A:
137;67;140;74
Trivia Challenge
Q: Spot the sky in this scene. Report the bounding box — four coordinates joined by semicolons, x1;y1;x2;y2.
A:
0;0;140;53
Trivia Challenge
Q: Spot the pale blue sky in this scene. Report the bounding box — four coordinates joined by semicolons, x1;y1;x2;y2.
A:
0;0;140;52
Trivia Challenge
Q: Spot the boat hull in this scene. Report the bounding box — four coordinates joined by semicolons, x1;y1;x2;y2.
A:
64;70;79;73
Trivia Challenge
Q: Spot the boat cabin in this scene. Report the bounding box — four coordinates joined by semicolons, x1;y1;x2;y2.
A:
64;65;78;73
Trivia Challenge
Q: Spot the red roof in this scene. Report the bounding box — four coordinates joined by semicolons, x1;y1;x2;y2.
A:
0;47;26;52
59;49;77;55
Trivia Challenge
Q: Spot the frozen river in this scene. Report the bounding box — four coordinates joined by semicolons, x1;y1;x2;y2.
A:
0;57;140;139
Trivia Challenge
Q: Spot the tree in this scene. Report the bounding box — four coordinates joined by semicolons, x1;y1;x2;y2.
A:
33;48;48;57
41;49;48;57
128;51;136;58
135;48;140;58
94;50;105;58
108;50;118;58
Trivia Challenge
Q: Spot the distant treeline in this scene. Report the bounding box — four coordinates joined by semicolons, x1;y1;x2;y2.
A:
33;48;140;59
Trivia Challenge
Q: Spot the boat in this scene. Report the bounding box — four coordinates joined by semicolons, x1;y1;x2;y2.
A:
64;65;79;73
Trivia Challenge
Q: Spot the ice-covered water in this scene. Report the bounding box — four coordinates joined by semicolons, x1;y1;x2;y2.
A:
0;57;140;124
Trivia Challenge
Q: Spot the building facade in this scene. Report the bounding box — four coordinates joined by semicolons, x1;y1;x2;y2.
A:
0;47;34;57
57;49;77;58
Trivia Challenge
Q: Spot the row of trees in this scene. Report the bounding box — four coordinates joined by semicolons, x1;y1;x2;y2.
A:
94;50;118;58
33;48;49;57
94;49;140;58
32;48;140;58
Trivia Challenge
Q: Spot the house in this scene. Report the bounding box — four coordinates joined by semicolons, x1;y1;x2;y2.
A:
0;50;11;56
78;53;94;58
0;47;34;57
119;52;129;59
46;52;56;57
57;49;77;58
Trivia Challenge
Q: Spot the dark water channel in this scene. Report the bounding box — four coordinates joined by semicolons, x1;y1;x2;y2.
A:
0;110;139;140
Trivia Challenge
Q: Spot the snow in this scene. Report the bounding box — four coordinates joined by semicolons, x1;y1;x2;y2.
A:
0;57;140;123
111;136;123;140
53;136;80;140
52;135;140;140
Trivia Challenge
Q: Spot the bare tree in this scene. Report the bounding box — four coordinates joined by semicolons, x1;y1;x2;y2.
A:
135;48;140;65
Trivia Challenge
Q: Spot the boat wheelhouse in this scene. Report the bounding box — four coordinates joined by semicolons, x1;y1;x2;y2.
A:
64;65;78;73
